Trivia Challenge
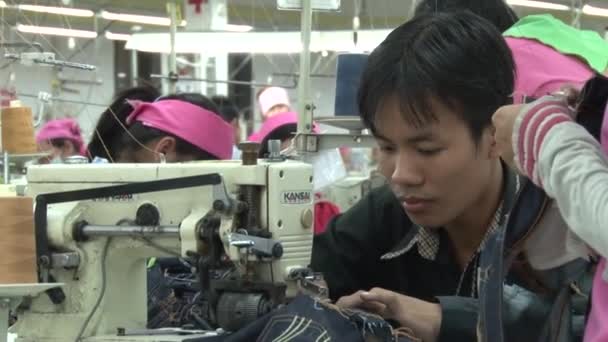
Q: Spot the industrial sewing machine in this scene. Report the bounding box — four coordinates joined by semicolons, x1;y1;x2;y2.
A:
324;170;386;211
10;155;315;341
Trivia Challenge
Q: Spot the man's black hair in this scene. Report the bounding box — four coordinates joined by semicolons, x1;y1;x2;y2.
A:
357;11;515;143
414;0;518;32
211;95;240;122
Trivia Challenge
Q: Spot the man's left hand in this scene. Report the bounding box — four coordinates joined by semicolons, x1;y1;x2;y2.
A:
359;288;442;342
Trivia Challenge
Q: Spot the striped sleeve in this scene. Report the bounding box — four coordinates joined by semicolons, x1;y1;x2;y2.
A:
512;96;573;186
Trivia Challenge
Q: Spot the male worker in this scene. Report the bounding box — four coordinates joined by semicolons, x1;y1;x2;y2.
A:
311;11;588;342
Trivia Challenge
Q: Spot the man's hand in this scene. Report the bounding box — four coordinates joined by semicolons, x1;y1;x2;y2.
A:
337;288;442;342
336;290;366;309
493;95;574;173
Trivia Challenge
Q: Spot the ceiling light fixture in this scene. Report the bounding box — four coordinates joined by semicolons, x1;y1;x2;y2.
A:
126;30;391;54
17;4;94;17
67;37;76;49
506;0;570;11
104;31;131;41
219;24;254;32
582;4;608;17
100;10;186;27
17;23;98;39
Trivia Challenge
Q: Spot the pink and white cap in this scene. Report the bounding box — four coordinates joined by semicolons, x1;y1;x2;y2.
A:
126;99;234;160
258;87;291;117
36;118;86;156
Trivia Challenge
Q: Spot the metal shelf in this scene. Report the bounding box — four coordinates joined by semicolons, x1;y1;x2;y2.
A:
1;152;49;184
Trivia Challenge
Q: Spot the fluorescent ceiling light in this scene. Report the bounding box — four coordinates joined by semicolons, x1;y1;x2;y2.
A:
17;4;94;17
67;36;76;49
0;1;7;8
582;4;608;17
126;30;390;54
101;10;186;27
105;31;131;41
219;24;254;32
17;24;97;39
507;0;570;10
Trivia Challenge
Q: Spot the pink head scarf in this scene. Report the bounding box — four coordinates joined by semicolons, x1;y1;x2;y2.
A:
126;99;234;160
506;37;594;104
36;118;86;156
248;111;319;143
258;87;291;118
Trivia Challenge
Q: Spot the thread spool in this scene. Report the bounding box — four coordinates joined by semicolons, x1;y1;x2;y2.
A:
1;102;38;154
0;197;37;284
334;53;369;117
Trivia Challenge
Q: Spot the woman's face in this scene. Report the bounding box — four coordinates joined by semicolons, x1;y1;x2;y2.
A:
37;140;76;164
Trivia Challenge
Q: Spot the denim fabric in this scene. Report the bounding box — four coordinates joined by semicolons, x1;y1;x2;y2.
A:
186;295;419;342
478;178;589;342
147;259;198;328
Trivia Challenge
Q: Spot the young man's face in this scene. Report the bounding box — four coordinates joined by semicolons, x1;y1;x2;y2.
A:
374;95;497;228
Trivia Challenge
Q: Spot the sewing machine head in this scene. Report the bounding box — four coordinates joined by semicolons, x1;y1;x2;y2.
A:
13;159;314;341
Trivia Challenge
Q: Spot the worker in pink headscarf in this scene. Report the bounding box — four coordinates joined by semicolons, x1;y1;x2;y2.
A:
88;91;234;163
36;118;86;164
258;86;291;120
119;98;234;162
253;111;319;155
249;87;292;142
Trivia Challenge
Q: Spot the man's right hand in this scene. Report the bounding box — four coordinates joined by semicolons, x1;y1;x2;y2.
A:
336;289;441;342
336;290;388;312
336;291;365;308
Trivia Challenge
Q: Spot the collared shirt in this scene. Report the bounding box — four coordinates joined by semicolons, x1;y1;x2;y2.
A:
380;176;520;263
380;204;504;262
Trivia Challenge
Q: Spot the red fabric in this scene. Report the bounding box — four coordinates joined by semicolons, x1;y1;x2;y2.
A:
314;201;341;235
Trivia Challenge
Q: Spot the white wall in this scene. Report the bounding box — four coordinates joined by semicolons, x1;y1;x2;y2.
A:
0;30;115;142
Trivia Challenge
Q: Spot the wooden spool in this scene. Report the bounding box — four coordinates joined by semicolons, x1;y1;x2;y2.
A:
1;103;38;154
0;197;37;284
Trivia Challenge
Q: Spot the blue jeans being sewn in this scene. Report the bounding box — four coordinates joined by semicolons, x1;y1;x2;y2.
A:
194;295;418;342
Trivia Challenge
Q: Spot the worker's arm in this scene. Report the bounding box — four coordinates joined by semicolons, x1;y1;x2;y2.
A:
311;185;403;300
506;97;608;256
534;121;608;257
